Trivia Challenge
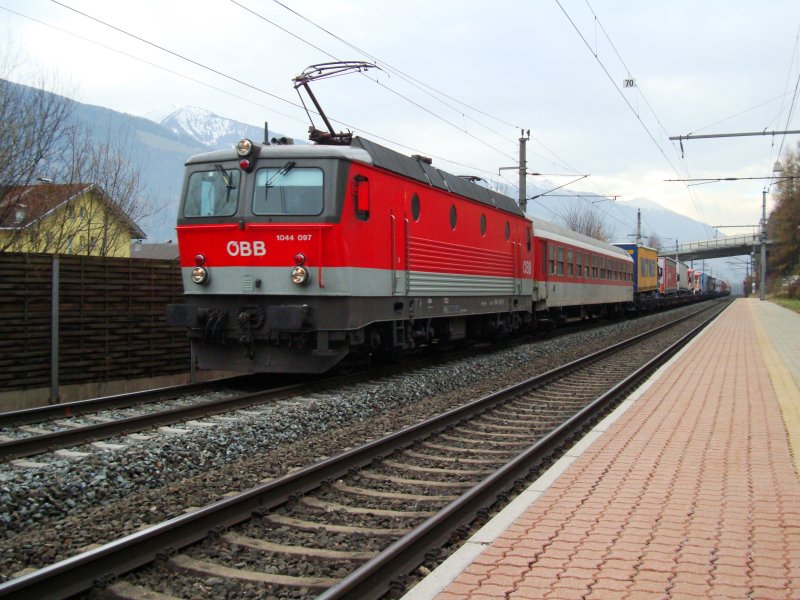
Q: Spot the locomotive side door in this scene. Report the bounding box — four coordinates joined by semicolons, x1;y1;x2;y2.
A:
390;210;408;296
389;186;410;296
537;239;548;300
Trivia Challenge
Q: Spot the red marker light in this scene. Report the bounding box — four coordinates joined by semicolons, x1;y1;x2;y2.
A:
195;254;205;266
294;253;306;265
239;159;250;170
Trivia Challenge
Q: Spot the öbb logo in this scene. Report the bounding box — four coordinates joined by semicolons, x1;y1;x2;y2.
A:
226;241;266;256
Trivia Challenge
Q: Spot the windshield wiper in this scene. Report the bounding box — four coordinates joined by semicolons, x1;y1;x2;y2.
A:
265;161;296;188
215;164;236;189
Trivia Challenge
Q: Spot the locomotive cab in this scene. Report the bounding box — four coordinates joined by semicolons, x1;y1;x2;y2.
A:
169;139;374;373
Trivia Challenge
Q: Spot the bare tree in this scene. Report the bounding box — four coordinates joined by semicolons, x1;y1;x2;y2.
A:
646;232;663;252
1;39;149;255
59;127;150;255
0;45;74;224
561;202;615;241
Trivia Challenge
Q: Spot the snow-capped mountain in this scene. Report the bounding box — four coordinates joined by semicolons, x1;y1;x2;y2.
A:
159;106;293;150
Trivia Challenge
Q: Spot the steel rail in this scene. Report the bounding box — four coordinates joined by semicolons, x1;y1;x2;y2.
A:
0;374;261;428
0;300;729;599
0;378;310;461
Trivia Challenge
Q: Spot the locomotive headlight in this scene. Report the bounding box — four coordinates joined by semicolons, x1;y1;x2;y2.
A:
290;265;309;285
236;138;253;157
191;266;209;285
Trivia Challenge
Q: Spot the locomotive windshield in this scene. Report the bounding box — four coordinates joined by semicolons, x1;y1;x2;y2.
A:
253;166;323;216
183;167;240;217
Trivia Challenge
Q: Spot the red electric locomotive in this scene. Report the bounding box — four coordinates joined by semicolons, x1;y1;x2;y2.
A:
167;136;535;373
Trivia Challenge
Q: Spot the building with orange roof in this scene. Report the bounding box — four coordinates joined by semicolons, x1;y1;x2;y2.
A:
0;182;145;257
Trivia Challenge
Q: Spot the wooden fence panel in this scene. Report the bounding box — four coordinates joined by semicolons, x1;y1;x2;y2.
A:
0;252;189;392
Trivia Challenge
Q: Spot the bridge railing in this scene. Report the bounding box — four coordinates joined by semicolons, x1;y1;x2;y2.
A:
678;234;760;253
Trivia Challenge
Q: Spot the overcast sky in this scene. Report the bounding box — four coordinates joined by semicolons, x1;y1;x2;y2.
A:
2;0;799;247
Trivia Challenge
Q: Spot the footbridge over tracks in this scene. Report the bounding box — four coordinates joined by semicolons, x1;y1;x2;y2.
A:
674;233;772;261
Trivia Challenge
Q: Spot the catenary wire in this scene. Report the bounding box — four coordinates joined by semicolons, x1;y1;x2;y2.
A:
43;1;509;178
558;0;714;236
0;5;309;127
230;0;518;162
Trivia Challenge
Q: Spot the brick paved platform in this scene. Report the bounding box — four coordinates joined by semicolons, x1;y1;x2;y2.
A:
403;298;800;599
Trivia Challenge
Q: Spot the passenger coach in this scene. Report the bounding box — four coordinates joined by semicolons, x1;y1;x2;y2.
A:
532;218;633;323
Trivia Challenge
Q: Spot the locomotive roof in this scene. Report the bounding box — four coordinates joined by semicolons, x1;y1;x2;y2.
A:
184;143;374;165
531;217;633;261
351;138;525;217
185;137;525;218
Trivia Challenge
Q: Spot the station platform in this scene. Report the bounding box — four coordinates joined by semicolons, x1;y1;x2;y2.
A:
403;298;800;599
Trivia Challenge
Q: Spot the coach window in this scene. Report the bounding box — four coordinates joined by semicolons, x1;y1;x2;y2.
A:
557;247;565;276
592;255;598;278
567;249;574;277
549;244;556;275
505;221;511;240
480;214;487;236
450;204;457;230
412;193;421;221
576;253;582;279
585;253;590;278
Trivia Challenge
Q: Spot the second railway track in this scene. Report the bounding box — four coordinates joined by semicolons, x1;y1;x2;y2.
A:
0;298;731;599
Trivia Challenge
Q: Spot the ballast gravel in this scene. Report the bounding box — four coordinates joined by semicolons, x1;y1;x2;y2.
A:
0;304;713;580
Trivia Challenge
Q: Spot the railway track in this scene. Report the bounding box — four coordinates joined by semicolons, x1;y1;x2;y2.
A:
0;313;613;462
0;299;730;599
0;375;311;462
